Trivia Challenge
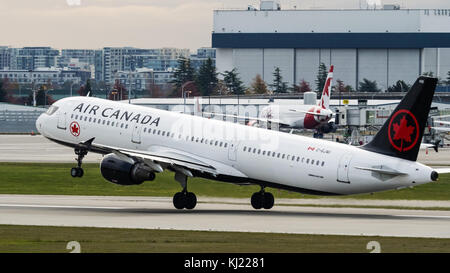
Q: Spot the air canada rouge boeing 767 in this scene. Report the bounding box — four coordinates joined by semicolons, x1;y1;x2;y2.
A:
36;76;447;210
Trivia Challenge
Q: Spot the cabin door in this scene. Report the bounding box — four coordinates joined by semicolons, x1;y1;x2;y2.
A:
228;141;238;161
131;124;142;144
57;111;67;130
337;153;352;183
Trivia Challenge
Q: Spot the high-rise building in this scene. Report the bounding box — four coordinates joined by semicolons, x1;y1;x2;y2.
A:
15;47;59;70
0;46;17;70
101;47;190;83
58;49;97;68
190;47;216;70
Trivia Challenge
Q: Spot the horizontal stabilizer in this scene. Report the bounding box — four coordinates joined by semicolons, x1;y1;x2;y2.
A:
354;166;407;176
435;168;450;174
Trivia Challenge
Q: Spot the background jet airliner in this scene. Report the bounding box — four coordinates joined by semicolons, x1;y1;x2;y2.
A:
36;76;446;210
204;66;335;136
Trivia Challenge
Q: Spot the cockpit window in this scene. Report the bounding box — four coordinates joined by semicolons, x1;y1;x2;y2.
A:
45;105;59;115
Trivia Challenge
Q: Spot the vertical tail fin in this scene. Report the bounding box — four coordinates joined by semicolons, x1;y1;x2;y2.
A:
361;77;437;161
318;65;333;109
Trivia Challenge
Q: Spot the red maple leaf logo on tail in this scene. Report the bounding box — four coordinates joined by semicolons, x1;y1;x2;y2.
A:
388;110;419;152
393;116;415;143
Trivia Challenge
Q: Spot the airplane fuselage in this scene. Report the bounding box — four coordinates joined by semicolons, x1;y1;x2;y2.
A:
36;96;435;196
259;104;333;130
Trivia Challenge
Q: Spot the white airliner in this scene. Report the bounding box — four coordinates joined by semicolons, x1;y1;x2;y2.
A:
431;119;450;133
205;66;335;136
259;65;335;133
36;76;446;210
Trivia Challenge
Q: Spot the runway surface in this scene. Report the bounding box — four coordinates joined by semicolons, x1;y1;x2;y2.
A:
1;135;449;165
0;135;103;163
1;195;450;238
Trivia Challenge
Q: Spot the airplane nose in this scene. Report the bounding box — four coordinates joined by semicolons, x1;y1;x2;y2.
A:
36;114;44;135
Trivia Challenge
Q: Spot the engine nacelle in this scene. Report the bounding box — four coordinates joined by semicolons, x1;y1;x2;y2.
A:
100;154;156;185
318;122;337;134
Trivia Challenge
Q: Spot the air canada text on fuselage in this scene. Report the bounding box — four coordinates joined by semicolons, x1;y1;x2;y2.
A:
73;103;160;126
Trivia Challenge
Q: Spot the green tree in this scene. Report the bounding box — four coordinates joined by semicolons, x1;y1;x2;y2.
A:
172;57;196;91
315;63;328;92
28;85;54;106
196;58;218;96
270;67;288;93
222;69;245;95
250;74;269;94
387;80;411;92
358;79;381;92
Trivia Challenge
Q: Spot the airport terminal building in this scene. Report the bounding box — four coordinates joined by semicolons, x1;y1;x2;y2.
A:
212;2;450;91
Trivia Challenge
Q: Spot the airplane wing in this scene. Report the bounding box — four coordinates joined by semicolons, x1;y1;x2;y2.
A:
432;127;450;132
434;120;450;126
90;142;248;178
435;168;450;174
202;112;291;127
288;109;330;117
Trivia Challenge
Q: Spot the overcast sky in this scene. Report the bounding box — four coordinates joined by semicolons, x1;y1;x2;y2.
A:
0;0;449;51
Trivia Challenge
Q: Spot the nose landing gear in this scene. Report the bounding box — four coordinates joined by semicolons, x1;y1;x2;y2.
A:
71;147;87;178
70;138;95;178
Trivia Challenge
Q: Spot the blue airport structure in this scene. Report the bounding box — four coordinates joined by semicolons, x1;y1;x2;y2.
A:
213;3;450;91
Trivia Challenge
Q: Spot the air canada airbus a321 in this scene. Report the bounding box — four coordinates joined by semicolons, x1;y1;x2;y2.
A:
36;76;447;210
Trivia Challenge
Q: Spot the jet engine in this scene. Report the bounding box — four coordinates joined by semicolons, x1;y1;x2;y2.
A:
319;122;337;134
100;154;156;185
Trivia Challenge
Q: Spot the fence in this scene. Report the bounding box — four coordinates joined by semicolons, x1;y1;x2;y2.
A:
0;110;45;133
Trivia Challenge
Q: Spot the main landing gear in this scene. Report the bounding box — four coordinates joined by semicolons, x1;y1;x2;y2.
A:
251;187;274;210
173;172;197;210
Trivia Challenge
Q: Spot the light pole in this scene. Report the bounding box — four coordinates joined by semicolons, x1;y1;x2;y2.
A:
182;81;194;114
70;81;76;97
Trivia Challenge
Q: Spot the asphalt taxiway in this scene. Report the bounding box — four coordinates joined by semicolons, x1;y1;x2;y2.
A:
1;195;449;238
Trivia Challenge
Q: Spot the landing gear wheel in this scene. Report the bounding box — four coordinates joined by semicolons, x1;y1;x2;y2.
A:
185;192;197;210
251;190;274;210
262;192;274;210
173;192;186;210
70;167;84;178
251;192;263;210
173;191;197;210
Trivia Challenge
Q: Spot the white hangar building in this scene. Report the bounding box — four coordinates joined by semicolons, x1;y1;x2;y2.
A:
212;1;450;91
